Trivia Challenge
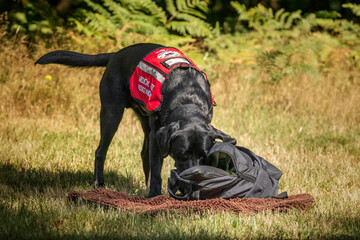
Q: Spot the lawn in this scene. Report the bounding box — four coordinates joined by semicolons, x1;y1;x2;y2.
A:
0;35;359;239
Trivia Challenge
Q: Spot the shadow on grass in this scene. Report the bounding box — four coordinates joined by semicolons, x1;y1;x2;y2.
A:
0;201;234;240
0;162;143;194
1;199;359;240
1;163;359;239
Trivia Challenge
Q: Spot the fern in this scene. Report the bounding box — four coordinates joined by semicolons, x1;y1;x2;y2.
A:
189;0;208;13
165;0;212;37
103;0;128;24
167;20;211;37
284;10;301;29
73;0;169;37
181;8;206;19
342;3;360;17
274;8;285;21
83;0;112;19
124;0;167;24
165;0;177;16
71;0;211;38
231;2;303;32
85;12;117;32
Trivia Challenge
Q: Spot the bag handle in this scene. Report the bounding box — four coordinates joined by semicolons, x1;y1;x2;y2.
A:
168;170;198;200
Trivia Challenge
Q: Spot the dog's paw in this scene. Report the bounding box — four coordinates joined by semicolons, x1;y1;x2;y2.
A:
147;190;161;198
94;181;105;188
147;193;159;198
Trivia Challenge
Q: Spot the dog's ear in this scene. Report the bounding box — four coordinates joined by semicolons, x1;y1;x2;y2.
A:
209;125;237;145
156;121;180;158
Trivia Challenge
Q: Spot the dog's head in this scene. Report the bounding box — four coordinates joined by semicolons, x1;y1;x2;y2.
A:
156;121;236;173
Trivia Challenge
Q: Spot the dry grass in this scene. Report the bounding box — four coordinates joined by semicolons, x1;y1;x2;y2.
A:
0;34;359;239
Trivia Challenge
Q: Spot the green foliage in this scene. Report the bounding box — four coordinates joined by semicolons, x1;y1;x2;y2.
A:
304;14;360;46
231;2;302;32
70;0;168;38
227;2;360;49
342;3;360;17
8;1;62;41
314;10;341;19
3;0;360;83
69;0;212;40
165;0;213;37
229;2;360;43
4;0;360;46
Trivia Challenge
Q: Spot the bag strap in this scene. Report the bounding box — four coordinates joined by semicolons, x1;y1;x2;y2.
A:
168;170;198;200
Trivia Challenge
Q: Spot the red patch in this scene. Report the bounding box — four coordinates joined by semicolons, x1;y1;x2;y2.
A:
129;47;214;113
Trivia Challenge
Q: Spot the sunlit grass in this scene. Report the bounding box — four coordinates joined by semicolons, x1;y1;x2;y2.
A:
0;35;359;239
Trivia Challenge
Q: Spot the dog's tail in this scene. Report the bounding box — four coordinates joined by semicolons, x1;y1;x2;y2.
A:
35;50;115;67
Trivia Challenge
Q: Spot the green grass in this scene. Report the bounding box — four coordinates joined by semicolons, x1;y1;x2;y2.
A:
1;33;360;239
1;108;359;239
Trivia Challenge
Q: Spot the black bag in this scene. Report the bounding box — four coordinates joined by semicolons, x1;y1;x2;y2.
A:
168;142;287;200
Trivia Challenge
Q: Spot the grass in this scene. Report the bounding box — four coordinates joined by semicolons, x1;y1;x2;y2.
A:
0;32;359;239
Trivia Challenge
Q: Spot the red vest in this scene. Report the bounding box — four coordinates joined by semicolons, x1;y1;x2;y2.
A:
129;47;214;113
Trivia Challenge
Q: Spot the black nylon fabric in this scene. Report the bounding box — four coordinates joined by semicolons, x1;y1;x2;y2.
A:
168;142;287;200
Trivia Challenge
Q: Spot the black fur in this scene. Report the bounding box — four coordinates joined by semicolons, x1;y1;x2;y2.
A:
35;50;115;67
36;43;236;197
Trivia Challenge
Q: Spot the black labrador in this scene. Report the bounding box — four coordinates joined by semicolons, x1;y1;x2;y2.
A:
36;43;236;197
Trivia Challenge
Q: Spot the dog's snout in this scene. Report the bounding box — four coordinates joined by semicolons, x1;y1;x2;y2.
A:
191;158;203;167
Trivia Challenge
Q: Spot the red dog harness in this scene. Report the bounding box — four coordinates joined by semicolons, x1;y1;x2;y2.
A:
129;47;214;113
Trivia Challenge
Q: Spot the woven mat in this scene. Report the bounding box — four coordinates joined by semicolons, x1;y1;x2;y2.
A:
68;189;315;215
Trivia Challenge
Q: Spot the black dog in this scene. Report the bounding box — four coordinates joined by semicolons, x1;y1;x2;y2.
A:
36;43;235;197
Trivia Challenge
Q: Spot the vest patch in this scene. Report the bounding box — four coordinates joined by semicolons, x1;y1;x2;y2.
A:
129;47;214;113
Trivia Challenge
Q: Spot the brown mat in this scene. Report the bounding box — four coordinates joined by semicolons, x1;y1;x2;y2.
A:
68;189;315;215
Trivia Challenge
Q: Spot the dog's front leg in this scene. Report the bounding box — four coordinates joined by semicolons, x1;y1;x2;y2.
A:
147;116;163;198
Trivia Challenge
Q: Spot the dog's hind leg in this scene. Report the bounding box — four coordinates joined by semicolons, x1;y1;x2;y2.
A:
94;106;124;187
94;71;128;187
